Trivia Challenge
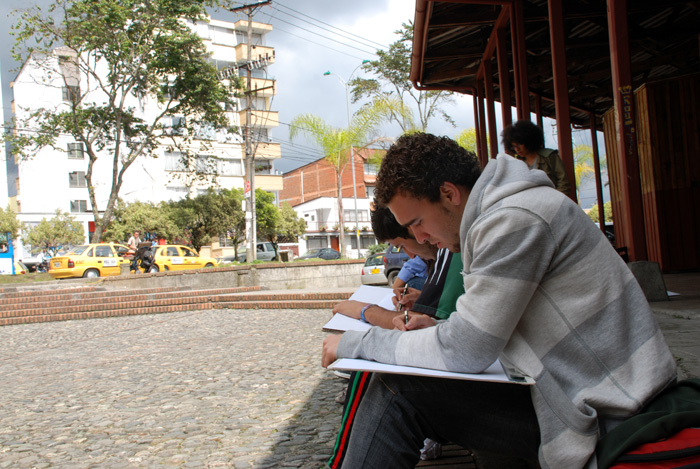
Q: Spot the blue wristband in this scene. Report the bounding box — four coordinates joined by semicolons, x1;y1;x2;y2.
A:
360;304;376;324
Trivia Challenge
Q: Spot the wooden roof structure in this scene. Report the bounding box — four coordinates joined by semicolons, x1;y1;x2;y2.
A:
411;0;700;129
410;0;700;264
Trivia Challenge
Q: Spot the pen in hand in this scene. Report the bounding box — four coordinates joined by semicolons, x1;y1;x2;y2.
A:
398;284;409;325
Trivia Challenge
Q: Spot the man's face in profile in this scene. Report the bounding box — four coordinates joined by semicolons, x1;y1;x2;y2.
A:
387;188;463;253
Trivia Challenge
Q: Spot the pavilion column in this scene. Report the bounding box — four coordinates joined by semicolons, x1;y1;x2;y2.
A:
590;113;606;235
476;82;489;168
496;25;512;130
607;0;648;260
483;59;499;158
510;2;530;119
548;0;577;202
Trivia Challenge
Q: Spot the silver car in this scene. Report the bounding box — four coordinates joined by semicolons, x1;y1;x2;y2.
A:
361;253;387;285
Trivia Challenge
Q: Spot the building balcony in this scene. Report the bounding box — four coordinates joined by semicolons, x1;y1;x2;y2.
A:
247;77;276;97
254;142;281;160
232;20;273;35
239;110;279;128
254;174;283;191
234;44;275;66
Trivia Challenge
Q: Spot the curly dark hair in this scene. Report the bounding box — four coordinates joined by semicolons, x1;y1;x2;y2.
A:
370;203;410;242
501;120;545;153
374;133;481;205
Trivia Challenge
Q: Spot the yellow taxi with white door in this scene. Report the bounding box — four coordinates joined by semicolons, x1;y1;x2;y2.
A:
48;244;132;279
145;244;218;272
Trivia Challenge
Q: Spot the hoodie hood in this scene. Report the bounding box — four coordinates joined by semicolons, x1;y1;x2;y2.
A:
461;153;555;238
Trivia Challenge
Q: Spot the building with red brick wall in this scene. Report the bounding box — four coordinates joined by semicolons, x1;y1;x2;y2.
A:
280;148;382;259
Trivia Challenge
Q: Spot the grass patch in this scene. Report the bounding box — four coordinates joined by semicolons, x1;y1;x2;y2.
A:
0;272;54;285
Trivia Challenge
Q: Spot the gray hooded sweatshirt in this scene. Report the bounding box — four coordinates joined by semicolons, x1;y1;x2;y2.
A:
337;154;676;468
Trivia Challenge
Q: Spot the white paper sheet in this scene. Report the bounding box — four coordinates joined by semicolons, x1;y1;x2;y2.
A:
328;358;534;385
322;313;372;333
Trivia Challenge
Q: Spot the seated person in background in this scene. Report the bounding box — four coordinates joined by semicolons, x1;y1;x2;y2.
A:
393;254;428;292
502;119;571;195
328;204;464;468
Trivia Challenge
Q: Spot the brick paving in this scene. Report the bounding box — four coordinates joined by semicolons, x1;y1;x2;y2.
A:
0;271;697;468
0;307;346;468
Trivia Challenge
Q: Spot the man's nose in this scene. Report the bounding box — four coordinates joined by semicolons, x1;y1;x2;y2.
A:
410;226;430;244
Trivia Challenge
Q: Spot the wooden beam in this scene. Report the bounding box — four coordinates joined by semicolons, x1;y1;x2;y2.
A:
549;0;577;202
607;0;648;260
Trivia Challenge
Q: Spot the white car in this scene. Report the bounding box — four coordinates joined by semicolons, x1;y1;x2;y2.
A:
361;253;387;285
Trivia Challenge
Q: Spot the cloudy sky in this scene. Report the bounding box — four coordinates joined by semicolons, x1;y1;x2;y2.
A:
0;0;480;174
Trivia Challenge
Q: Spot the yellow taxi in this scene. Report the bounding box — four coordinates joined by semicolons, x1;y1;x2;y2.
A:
48;243;132;279
143;244;218;273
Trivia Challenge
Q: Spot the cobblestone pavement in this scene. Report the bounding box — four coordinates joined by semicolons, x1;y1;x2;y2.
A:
0;309;345;468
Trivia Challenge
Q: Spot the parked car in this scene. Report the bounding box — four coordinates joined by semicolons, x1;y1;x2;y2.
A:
237;242;277;262
361;253;387;285
48;243;132;279
297;247;341;260
144;245;219;273
13;261;29;275
383;245;410;286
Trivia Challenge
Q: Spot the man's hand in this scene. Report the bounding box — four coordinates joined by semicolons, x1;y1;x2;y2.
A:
392;312;436;331
391;288;421;311
332;300;366;320
322;334;342;368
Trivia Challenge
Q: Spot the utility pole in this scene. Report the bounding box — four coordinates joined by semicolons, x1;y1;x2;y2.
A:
230;0;270;262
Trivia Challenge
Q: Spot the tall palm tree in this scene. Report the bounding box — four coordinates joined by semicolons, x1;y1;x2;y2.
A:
289;107;382;257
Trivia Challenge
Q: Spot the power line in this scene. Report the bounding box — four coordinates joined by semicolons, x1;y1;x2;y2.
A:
264;12;378;57
271;3;388;52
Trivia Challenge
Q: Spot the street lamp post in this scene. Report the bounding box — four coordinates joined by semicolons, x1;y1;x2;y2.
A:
324;60;369;259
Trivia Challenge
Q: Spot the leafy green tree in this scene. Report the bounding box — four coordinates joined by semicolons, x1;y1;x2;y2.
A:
255;189;280;246
103;200;181;243
219;188;246;259
7;0;240;243
22;210;84;253
588;201;613;224
0;206;21;239
290;107;383;257
573;144;607;202
170;188;245;252
277;202;307;243
367;243;388;255
455;128;485;153
350;22;455;132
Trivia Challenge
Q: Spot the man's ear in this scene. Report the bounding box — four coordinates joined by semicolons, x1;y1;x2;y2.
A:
440;182;463;207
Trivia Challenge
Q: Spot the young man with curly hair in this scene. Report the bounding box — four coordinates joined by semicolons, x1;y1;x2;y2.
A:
321;132;675;468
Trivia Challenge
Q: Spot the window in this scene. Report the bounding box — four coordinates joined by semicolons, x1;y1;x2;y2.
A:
95;245;114;257
62;85;80;103
219;158;243;176
307;236;328;250
351;235;375;249
195;155;216;174
181;247;197;257
255;160;272;175
343;210;369;223
67;142;84;159
164;115;186;135
165;152;186;171
236;31;263;46
69;171;87;188
165;247;179;256
366;186;375;198
364;162;379;175
70;200;88;213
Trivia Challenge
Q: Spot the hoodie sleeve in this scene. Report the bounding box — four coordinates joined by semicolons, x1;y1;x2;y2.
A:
337;205;557;373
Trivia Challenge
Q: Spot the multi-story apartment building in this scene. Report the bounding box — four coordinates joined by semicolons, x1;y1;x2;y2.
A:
280;148;382;259
8;18;281;258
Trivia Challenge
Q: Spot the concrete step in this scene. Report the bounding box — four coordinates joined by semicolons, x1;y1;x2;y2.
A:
0;285;351;326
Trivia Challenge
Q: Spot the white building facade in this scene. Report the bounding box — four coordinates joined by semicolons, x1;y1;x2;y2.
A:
9;18;281;258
